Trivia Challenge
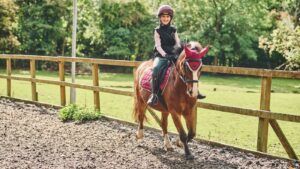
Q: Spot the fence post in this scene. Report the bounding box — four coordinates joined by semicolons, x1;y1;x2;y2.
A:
6;58;12;97
133;67;137;81
30;60;37;101
257;76;272;152
92;64;100;110
59;61;66;106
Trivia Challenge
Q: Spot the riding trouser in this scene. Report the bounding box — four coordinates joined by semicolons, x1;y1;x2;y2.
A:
153;57;169;86
147;57;169;105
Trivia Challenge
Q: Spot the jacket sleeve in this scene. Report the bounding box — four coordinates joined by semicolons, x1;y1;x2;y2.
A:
154;30;166;57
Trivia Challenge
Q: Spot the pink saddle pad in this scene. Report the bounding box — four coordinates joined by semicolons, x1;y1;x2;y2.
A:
140;66;172;92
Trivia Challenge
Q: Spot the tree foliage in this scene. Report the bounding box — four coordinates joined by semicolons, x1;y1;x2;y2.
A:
160;0;273;67
0;0;19;53
259;0;300;70
75;0;103;57
0;0;298;70
99;1;155;60
15;0;70;55
260;20;300;70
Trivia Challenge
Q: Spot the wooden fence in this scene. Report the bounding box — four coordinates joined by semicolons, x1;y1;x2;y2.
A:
0;54;299;160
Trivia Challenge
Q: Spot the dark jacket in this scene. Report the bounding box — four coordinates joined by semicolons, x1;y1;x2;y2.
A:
153;25;177;57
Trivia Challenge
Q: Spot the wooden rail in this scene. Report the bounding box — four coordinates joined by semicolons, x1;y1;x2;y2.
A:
202;65;300;78
1;54;300;78
0;54;299;160
0;54;139;67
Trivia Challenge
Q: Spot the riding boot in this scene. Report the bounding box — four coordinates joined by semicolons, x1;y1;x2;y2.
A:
197;91;206;99
147;77;159;106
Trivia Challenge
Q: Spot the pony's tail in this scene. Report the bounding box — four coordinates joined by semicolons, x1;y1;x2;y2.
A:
132;69;147;123
133;85;139;123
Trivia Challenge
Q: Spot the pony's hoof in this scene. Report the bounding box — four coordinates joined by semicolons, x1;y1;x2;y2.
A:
175;139;184;148
136;139;144;147
136;130;144;140
164;146;174;152
136;135;142;141
185;154;194;160
136;136;143;142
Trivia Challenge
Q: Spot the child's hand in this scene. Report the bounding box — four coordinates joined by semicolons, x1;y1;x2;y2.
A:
165;54;175;61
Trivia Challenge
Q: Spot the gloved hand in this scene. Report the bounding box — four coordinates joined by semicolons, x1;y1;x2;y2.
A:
164;54;175;61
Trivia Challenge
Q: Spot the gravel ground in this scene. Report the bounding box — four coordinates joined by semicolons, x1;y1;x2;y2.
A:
0;98;294;169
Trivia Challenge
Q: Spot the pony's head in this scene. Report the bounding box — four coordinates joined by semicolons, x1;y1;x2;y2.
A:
177;42;209;97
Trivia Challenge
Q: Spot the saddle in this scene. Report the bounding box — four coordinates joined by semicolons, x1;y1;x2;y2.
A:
140;65;172;93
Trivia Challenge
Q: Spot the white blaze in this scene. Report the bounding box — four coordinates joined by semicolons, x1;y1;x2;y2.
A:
192;71;198;97
185;62;201;98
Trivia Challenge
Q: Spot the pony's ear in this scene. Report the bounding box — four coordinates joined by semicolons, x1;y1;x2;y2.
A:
198;46;209;59
185;45;209;59
184;46;193;57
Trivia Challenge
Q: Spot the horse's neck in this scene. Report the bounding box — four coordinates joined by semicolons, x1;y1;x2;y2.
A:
164;63;197;111
168;64;197;111
170;64;187;93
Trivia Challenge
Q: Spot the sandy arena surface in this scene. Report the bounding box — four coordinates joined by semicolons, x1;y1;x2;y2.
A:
0;98;293;169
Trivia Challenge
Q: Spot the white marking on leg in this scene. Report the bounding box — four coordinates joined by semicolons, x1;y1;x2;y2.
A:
164;134;173;151
136;129;144;140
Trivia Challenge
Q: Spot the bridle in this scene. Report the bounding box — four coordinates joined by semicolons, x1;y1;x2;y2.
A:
173;58;202;84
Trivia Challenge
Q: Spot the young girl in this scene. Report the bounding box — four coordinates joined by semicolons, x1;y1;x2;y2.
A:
147;5;205;106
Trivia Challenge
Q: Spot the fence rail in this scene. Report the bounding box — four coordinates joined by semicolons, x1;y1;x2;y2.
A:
0;54;299;160
1;54;300;78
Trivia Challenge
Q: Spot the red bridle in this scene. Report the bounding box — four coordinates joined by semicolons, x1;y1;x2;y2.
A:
177;46;209;84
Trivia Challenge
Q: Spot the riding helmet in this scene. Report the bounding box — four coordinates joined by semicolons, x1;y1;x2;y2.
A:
157;5;174;17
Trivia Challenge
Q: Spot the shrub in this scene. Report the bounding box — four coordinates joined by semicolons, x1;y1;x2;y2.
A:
58;104;101;122
58;104;78;121
73;107;101;122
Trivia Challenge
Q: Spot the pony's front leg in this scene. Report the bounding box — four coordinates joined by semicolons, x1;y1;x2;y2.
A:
171;113;194;160
135;107;146;140
161;112;173;151
183;108;197;142
136;122;144;140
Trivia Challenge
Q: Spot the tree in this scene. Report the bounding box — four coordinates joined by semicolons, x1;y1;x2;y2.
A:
166;0;273;66
0;0;19;53
15;0;70;55
75;0;103;57
99;1;155;60
261;25;299;70
259;3;300;70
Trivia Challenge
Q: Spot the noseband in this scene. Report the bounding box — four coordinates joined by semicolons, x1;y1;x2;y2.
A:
175;58;202;84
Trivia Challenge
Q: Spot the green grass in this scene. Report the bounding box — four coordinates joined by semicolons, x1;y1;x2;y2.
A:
0;69;299;158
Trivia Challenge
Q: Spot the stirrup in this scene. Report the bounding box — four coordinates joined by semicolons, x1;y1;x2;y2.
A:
147;94;159;106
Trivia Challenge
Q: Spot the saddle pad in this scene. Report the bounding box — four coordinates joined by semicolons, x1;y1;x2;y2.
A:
140;66;172;92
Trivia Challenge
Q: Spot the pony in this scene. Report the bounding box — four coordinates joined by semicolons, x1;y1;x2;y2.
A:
133;42;209;160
